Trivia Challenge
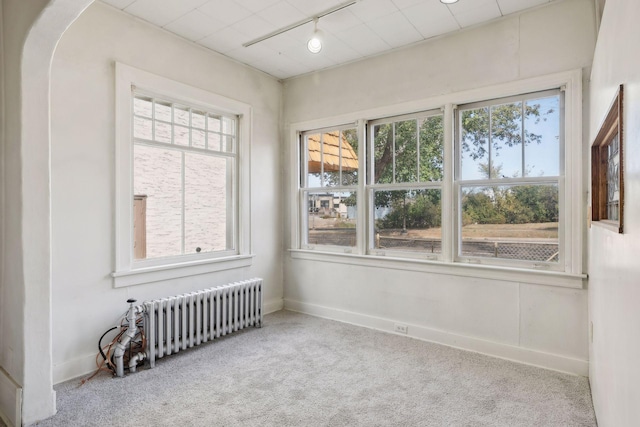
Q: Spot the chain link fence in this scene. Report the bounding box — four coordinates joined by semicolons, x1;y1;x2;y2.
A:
307;229;558;262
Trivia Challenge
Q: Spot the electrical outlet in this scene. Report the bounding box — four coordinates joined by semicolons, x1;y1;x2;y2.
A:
394;323;408;334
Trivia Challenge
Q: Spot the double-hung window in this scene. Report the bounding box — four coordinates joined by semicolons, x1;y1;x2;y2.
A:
456;90;563;269
368;111;444;259
300;125;359;251
294;71;583;283
114;63;251;287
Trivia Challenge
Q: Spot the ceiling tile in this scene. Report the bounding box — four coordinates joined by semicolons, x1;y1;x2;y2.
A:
235;0;281;13
321;34;364;64
367;10;423;48
286;0;343;17
335;23;391;57
497;0;549;15
231;14;277;40
260;32;304;53
258;1;307;28
391;0;424;9
225;44;278;64
124;0;210;27
349;0;398;22
101;0;136;9
198;0;253;25
198;26;247;53
402;1;460;39
164;10;226;41
317;9;362;34
448;0;502;28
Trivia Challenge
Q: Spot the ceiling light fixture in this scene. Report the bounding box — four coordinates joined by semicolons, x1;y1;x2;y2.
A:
440;0;459;4
242;0;357;48
307;18;323;54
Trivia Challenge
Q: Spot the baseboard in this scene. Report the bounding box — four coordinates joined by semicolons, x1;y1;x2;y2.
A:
0;368;21;427
263;297;284;315
284;299;589;377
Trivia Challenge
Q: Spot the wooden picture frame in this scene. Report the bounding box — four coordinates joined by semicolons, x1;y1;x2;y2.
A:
591;84;624;233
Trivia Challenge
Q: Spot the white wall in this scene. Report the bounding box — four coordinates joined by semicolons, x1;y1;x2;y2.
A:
589;0;640;425
50;2;283;383
283;0;596;374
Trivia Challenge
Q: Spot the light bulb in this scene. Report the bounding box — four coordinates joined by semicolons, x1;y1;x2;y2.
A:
307;34;322;54
440;0;459;4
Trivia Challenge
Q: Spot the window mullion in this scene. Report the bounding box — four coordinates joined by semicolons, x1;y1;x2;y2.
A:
181;152;186;255
442;104;455;263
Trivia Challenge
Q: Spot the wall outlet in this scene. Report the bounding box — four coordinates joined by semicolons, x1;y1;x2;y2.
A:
394;323;408;334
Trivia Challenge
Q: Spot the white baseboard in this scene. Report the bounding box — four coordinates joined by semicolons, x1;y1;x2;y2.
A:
264;297;284;315
0;368;21;427
284;299;589;377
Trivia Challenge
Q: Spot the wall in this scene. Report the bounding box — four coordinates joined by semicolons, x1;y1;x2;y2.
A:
588;0;640;425
49;2;283;384
283;0;596;374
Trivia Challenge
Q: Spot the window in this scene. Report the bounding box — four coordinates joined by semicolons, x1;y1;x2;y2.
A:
132;93;237;259
300;126;359;250
591;84;624;233
114;63;252;287
456;90;563;267
369;111;444;258
293;71;584;283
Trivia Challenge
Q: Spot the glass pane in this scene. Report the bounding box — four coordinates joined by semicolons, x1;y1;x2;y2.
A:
155;121;172;143
192;111;206;129
306;191;356;247
223;135;234;153
133;97;152;118
321;131;341;186
155;101;172;122
460;184;559;262
175;125;189;146
306;133;322;187
184;153;229;254
524;96;560;177
607;133;620;221
394;119;418;183
373;189;441;254
174;106;189;126
207;132;221;151
419;115;444;182
208;116;221;133
222;117;235;135
192;129;205;149
133;117;152;140
133;145;182;259
491;102;522;178
460;107;489;180
373;123;393;184
342;128;359;186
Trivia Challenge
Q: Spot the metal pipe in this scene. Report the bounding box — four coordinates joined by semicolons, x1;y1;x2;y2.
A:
114;299;140;378
128;352;147;373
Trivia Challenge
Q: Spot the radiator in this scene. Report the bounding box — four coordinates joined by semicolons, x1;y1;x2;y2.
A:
142;278;263;368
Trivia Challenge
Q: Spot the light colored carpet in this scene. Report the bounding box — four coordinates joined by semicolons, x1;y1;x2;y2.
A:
35;310;596;426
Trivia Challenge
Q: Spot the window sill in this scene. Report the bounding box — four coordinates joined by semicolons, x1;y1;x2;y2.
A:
112;254;254;288
289;249;586;289
591;220;622;234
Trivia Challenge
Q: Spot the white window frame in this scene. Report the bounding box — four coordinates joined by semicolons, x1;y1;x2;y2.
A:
299;124;360;253
289;70;585;288
454;89;565;271
367;109;445;261
113;63;252;288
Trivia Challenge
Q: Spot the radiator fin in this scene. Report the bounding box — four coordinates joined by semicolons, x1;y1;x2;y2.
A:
143;279;263;368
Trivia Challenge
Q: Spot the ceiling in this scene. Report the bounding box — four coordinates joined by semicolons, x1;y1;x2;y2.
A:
101;0;556;80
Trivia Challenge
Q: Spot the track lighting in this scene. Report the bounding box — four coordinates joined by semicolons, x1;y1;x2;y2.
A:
307;18;323;54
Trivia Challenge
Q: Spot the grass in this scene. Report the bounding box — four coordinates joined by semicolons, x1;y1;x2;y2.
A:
379;222;558;240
